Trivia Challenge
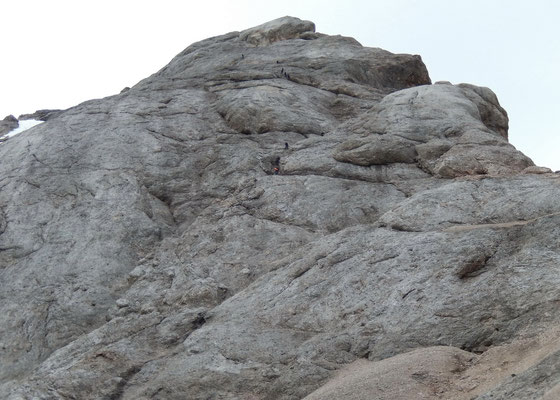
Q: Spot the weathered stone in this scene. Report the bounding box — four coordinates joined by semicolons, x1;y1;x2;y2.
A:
0;115;18;136
523;165;552;174
240;16;316;46
335;84;533;177
18;109;62;121
333;134;418;165
0;16;559;400
116;298;130;308
458;83;509;139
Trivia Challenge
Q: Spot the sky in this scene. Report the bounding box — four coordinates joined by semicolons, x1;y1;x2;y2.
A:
1;0;559;169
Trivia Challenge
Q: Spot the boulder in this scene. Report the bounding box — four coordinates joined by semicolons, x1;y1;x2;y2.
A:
0;115;18;136
239;16;316;46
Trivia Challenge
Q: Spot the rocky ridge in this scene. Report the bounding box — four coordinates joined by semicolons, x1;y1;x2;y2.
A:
18;109;63;122
1;16;559;399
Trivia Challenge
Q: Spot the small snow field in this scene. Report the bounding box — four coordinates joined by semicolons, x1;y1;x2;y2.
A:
0;119;43;142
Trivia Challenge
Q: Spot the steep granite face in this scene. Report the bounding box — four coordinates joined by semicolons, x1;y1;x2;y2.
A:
0;16;558;400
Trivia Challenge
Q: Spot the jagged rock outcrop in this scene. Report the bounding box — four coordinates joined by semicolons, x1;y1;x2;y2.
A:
1;16;558;400
18;109;63;121
333;82;530;177
0;115;18;136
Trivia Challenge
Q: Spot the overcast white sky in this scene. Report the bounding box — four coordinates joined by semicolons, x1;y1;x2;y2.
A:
1;0;558;169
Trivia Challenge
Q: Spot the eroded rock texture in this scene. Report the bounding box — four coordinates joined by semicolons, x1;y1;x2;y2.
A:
1;17;558;400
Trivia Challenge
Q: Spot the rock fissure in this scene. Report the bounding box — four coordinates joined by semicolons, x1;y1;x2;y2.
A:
444;211;560;233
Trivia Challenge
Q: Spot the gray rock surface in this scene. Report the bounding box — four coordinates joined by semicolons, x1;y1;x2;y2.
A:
18;109;63;121
239;16;316;46
0;115;18;136
0;16;558;400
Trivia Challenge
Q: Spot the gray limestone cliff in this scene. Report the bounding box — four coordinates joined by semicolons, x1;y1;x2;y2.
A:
1;17;559;400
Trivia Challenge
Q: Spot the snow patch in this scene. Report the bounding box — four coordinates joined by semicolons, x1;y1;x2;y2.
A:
0;119;43;141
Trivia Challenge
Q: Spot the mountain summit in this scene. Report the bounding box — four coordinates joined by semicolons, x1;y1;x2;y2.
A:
1;16;559;399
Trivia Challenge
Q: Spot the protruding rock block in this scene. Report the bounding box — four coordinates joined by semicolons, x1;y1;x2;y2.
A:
334;84;533;177
239;16;315;46
333;135;417;166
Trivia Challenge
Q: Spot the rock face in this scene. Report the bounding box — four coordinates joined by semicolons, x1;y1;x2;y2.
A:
0;16;558;400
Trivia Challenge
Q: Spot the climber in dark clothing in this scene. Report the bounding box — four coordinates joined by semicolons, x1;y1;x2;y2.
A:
284;142;289;150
